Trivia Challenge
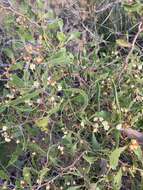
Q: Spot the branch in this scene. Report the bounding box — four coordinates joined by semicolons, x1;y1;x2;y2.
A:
35;151;86;190
95;0;122;13
118;21;143;81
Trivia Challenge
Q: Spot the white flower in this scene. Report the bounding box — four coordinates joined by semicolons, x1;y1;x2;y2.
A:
36;179;40;184
46;185;50;190
64;131;68;135
116;124;122;130
2;132;8;137
58;146;64;151
58;84;62;91
32;152;36;156
93;128;98;133
2;185;7;190
66;182;70;186
47;76;51;81
50;96;55;102
25;99;33;106
54;102;57;106
131;85;135;89
102;121;108;126
5;137;11;142
81;121;85;127
99;117;104;122
4;84;10;88
93;123;99;128
20;180;25;185
138;65;142;70
16;140;20;144
30;63;35;70
73;181;76;185
93;117;98;122
37;99;42;104
104;124;110;131
33;81;40;88
102;121;110;131
51;81;56;86
6;94;14;99
2;126;8;131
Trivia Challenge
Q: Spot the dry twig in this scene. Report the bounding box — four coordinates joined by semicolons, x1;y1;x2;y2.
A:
118;21;143;81
35;151;86;190
95;0;122;13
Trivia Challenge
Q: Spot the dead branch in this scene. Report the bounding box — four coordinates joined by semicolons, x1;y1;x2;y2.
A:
95;0;122;13
118;21;143;81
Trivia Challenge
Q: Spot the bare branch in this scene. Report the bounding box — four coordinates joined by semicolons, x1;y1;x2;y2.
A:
118;21;143;81
95;0;122;13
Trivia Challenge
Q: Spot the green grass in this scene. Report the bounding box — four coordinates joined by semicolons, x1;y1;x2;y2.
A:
0;0;143;189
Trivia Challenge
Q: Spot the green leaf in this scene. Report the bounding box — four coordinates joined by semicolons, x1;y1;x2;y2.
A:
9;90;40;106
12;105;34;113
48;48;73;65
10;62;24;71
0;170;9;180
64;88;88;112
23;167;31;186
83;154;95;164
113;168;122;190
92;133;100;150
7;146;22;167
35;117;49;131
23;70;30;87
47;19;61;30
4;48;14;59
116;39;131;48
39;168;50;183
109;147;126;170
9;75;25;88
28;143;46;156
123;2;143;13
17;27;33;41
36;0;44;9
133;146;143;164
57;32;66;43
68;31;81;41
93;111;110;120
0;106;6;113
70;143;77;155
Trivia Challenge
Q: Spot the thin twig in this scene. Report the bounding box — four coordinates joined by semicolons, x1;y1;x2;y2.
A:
95;0;122;13
118;21;143;81
125;22;143;66
60;151;86;172
35;151;86;190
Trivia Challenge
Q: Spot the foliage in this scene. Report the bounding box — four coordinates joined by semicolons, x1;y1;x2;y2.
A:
0;0;143;189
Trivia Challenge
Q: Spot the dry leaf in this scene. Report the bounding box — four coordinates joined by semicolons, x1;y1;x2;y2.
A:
121;128;143;144
116;39;132;48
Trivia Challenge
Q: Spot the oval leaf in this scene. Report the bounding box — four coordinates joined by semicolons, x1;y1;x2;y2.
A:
116;39;131;48
109;147;126;170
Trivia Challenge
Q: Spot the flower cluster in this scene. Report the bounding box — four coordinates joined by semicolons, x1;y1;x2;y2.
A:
93;117;110;132
58;145;64;155
1;126;12;143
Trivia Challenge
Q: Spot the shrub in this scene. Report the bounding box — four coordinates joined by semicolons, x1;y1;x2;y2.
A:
0;0;143;189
